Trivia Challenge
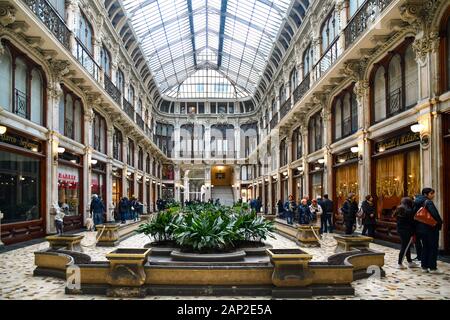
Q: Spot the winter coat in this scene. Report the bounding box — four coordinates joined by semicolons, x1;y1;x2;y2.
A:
309;204;323;227
119;198;129;214
361;200;376;225
298;204;311;224
413;195;442;233
342;199;358;223
321;199;334;214
284;200;297;214
395;206;415;233
90;197;105;214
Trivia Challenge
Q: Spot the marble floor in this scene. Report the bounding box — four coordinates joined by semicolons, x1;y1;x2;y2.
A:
0;231;449;300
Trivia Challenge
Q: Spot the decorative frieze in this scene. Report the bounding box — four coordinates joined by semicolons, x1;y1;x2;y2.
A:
0;1;16;27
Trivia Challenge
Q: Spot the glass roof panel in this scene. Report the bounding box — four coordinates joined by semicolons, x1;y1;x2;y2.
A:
123;0;293;99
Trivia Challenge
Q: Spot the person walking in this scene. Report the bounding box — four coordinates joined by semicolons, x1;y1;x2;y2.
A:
320;194;334;233
277;199;285;219
309;199;323;232
255;196;262;214
118;197;129;224
361;195;376;237
414;188;443;274
130;196;138;221
394;197;420;269
341;193;358;235
90;194;105;229
284;195;297;225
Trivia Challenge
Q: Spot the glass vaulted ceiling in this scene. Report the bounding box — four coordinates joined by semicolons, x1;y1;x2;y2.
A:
123;0;292;100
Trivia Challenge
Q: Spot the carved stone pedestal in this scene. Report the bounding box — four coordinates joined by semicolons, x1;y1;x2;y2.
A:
333;235;373;253
266;248;313;287
96;223;120;247
46;234;84;252
105;248;151;287
297;225;321;247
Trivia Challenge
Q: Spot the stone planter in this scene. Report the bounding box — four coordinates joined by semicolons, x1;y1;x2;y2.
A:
266;248;313;287
170;250;247;262
297;225;321;247
46;234;84;252
95;223;120;247
105;248;151;287
333;235;373;253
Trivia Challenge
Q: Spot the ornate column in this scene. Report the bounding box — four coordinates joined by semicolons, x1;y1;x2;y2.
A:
286;134;293;197
148;156;154;211
174;165;181;202
66;0;80;53
106;127;114;221
122;138;128;198
204;165;212;201
301;125;309;197
47;130;60;234
336;0;348;55
84;108;95;224
204;122;211;159
321;107;332;197
234;124;241;160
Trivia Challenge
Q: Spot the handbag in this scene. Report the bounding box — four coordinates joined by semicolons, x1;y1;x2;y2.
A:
414;201;437;227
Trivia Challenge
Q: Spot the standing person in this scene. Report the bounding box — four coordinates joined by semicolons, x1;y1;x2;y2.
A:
412;194;423;262
394;197;420;269
304;195;312;206
255;196;262;214
321;194;334;233
414;188;443;274
54;203;65;235
298;199;311;225
341;193;358;235
90;194;105;228
284;195;297;225
361;195;376;237
277;200;285;219
119;197;129;224
309;199;323;232
130;196;137;221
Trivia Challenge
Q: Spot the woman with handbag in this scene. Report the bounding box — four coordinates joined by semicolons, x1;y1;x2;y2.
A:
413;188;443;274
361;195;376;237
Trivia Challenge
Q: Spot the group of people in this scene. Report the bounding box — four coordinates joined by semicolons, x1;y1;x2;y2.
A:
249;197;262;213
117;196;143;224
277;194;334;234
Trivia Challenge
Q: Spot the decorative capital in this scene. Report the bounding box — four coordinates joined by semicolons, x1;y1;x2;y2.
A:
342;59;367;82
50;59;71;81
353;80;370;104
412;32;440;65
0;1;16;27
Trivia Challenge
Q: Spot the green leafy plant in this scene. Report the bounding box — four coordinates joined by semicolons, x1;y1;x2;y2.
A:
137;210;178;242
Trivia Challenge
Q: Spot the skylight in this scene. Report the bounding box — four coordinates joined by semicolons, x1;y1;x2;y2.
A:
122;0;292;99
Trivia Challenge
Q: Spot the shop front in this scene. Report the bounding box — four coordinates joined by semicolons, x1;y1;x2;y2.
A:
137;175;143;202
162;183;174;201
281;172;288;202
126;172;134;199
112;168;122;213
333;151;359;231
91;160;106;202
309;162;324;200
372;130;421;243
58;151;83;231
0;127;46;245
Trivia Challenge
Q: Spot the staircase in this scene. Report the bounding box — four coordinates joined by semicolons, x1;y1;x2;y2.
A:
211;186;235;206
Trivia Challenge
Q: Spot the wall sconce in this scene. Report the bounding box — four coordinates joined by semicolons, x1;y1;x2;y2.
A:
297;166;304;171
350;146;359;153
54;146;65;162
410;123;425;133
411;123;430;147
317;158;325;164
282;171;288;176
0;125;7;135
57;147;65;154
91;159;98;165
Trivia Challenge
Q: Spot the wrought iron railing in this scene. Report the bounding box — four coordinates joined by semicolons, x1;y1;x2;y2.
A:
14;89;28;119
342;117;353;137
344;0;394;49
270;113;279;130
279;97;291;120
312;37;340;81
64;118;74;139
123;98;135;120
93;135;101;152
293;74;310;104
136;113;145;131
22;0;71;50
73;37;100;81
104;74;121;106
387;87;402;117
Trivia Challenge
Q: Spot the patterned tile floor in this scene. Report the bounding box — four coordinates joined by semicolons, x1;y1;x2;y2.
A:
0;231;449;300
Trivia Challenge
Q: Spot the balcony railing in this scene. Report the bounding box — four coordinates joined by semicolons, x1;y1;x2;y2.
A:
293;74;310;105
73;38;100;81
136;113;145;131
123;98;135;120
14;88;28;119
270;114;279;130
387;87;402;117
312;37;340;81
22;0;71;50
104;74;122;106
279;97;291;120
344;0;394;49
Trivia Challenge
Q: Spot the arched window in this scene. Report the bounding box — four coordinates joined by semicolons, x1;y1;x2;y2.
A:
210;124;234;158
303;44;314;77
137;99;143;115
404;44;418;107
0;45;12;113
127;138;135;167
280;139;288;167
292;127;302;160
128;85;135;106
371;38;417;123
349;0;365;19
388;54;402;116
321;10;339;53
309;112;323;153
138;147;143;171
113;128;123;161
100;46;111;77
92;112;107;154
241;123;258;157
279;84;286;104
271;98;277;114
334;99;342;140
116;68;125;93
78;12;93;53
59;89;83;143
14;58;27;119
373;66;386;122
290;67;298;95
30;69;43;125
